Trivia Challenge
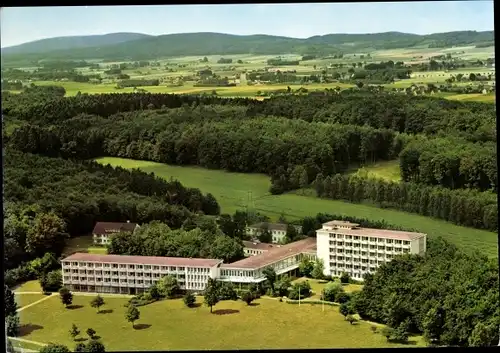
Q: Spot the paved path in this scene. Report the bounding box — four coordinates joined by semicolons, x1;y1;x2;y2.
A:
14;292;45;295
17;294;55;312
9;336;47;353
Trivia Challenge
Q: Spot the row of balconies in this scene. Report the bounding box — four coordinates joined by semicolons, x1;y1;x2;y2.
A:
329;244;409;251
63;263;206;272
327;238;412;246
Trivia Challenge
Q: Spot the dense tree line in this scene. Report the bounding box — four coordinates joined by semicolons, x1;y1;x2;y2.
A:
8;111;400;182
3;91;495;143
1;67;100;83
5;148;220;237
314;173;497;231
400;137;497;191
354;237;499;347
116;79;160;88
107;220;245;263
1;92;252;122
245;94;496;141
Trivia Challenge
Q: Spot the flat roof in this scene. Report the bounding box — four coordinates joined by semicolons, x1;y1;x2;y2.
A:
62;253;223;268
222;237;316;269
248;222;288;232
242;241;277;250
326;227;426;241
323;220;360;227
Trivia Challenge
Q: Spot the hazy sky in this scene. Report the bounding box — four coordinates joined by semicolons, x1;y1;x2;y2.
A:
1;2;495;48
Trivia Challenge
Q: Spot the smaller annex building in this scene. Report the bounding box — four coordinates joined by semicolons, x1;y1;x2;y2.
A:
92;221;139;245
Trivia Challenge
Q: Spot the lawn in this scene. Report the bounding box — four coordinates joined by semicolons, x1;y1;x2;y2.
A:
95;157;498;258
63;234;108;256
18;295;423;349
14;281;43;293
347;160;401;182
15;294;49;308
9;338;46;351
292;278;364;300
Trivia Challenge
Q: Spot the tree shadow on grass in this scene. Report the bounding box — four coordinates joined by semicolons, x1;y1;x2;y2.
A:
248;302;260;307
74;337;88;342
212;309;239;315
134;324;151;330
67;304;84;310
19;324;43;337
98;309;113;314
388;339;418;346
191;303;202;308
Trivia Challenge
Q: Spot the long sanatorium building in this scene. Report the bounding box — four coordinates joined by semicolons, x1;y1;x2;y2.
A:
61;220;426;294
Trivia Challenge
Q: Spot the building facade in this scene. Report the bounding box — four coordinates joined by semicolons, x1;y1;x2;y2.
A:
316;220;426;280
92;221;139;245
61;253;222;294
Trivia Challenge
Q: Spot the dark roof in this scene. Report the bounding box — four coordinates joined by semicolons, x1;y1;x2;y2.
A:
92;222;138;235
248;222;288;232
62;253;223;268
242;241;277;251
222;237;316;269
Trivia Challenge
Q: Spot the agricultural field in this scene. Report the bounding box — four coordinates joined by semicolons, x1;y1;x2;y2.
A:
95;157;498;258
4;45;495;103
17;294;424;350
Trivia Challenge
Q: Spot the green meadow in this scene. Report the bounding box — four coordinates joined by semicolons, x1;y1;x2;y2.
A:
17;294;424;350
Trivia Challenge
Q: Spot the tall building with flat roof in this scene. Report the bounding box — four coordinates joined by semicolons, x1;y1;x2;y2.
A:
316;221;426;280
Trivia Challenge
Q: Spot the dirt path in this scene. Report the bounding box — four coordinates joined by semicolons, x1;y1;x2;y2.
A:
17;294;55;312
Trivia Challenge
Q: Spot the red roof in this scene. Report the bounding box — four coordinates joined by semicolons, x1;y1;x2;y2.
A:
222;237;316;269
62;253;223;268
92;222;138;235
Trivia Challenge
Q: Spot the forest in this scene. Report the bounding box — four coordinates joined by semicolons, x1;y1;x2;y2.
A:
4;148;219;274
4;89;497;231
354;237;499;347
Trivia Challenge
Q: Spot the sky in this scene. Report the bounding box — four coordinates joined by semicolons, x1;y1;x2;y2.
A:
0;2;495;48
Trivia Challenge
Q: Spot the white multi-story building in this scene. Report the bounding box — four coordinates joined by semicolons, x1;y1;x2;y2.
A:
61;253;222;295
316;220;426;280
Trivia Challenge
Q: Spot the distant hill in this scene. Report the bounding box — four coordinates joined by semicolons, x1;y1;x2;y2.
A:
1;31;494;62
1;32;152;55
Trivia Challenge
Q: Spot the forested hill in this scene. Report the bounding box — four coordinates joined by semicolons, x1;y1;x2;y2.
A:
1;32;152;55
2;30;494;62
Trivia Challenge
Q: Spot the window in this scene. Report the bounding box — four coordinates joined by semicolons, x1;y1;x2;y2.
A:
345;235;352;240
386;239;393;244
362;237;368;241
403;241;411;245
353;236;359;240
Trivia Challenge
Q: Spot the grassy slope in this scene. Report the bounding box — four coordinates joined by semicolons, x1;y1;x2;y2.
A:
18;295;424;349
95;157;498;258
15;294;49;308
